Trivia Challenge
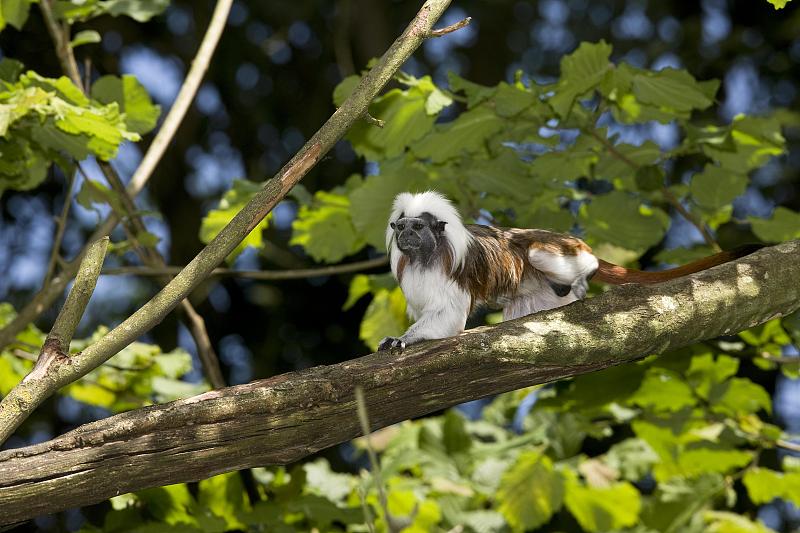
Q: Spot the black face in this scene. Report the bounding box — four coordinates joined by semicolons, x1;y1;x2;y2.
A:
390;212;447;264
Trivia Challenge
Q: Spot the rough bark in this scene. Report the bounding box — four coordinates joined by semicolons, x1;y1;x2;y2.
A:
1;241;798;524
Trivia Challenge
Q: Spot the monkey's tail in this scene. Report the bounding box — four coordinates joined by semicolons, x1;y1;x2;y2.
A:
592;244;763;285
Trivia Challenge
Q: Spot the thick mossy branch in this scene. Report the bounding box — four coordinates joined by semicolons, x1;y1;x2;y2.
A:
0;241;798;524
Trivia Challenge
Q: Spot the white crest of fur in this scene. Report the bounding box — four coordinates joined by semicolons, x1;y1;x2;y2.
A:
385;191;473;274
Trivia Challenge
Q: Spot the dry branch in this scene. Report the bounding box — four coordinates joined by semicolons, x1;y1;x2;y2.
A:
0;241;798;524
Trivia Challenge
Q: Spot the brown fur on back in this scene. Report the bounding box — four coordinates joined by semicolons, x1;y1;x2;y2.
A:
453;226;589;307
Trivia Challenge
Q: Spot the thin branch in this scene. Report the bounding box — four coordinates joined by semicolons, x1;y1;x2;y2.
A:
777;439;800;453
126;0;233;196
355;386;399;533
584;128;721;251
428;16;472;37
0;0;234;351
362;112;385;128
43;170;76;288
0;0;459;444
0;237;108;444
0;241;798;522
44;237;108;354
38;0;82;89
102;256;389;280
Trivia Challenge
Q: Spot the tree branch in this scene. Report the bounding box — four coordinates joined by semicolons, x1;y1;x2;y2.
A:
0;0;234;352
0;237;108;445
101;256;390;280
0;241;798;523
42;170;76;288
428;16;472;37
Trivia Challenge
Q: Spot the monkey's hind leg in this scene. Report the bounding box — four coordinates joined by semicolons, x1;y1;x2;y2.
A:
527;246;599;300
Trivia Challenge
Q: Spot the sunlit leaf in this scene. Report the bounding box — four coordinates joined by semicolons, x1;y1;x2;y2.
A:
497;451;564;531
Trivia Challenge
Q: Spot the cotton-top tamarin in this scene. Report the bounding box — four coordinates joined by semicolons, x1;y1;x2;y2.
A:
380;190;757;350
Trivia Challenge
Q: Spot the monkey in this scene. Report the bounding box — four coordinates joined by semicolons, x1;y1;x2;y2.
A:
379;190;760;351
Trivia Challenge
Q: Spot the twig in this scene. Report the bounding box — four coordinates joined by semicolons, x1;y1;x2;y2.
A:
0;0;459;443
355;386;404;533
126;0;233;196
0;0;235;353
584;127;721;251
0;237;108;444
777;438;800;453
363;112;385;128
43;171;76;288
102;256;389;280
38;0;82;90
429;16;472;37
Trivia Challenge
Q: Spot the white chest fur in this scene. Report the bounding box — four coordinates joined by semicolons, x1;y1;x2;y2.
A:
398;263;468;324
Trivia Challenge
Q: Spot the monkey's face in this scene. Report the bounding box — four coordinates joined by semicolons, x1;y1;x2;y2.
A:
390;212;447;263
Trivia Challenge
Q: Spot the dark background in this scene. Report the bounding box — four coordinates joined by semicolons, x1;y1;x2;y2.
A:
0;0;798;519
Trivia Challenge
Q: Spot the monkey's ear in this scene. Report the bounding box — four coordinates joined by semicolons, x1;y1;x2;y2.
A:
390;222;396;229
435;221;447;233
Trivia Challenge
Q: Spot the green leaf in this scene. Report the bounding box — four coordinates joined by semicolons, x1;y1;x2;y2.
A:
766;0;791;9
743;468;800;507
348;163;428;248
0;0;32;30
0;57;23;82
677;448;752;477
748;207;800;242
593;140;661;189
640;474;725;532
76;178;125;213
290;191;362;263
632;68;717;113
712;377;771;416
704;115;786;171
603;438;659;481
563;471;641;532
136;484;197;526
448;72;496;108
346;83;437;160
198;472;249;530
493;82;538;118
529;147;596;183
199;179;270;263
91;74;161;134
464;150;538;198
548;40;613;117
497;451;564;532
628;368;697;412
359;286;407;351
690;164;749;210
580;191;670;251
70;29;102;48
55;0;170;22
443;410;472;455
411;105;505;163
704;511;777;533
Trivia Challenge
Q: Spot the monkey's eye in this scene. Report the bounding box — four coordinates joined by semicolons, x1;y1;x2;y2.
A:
412;222;423;231
396;223;405;231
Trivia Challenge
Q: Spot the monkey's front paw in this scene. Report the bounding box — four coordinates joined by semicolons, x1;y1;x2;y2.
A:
378;337;406;351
